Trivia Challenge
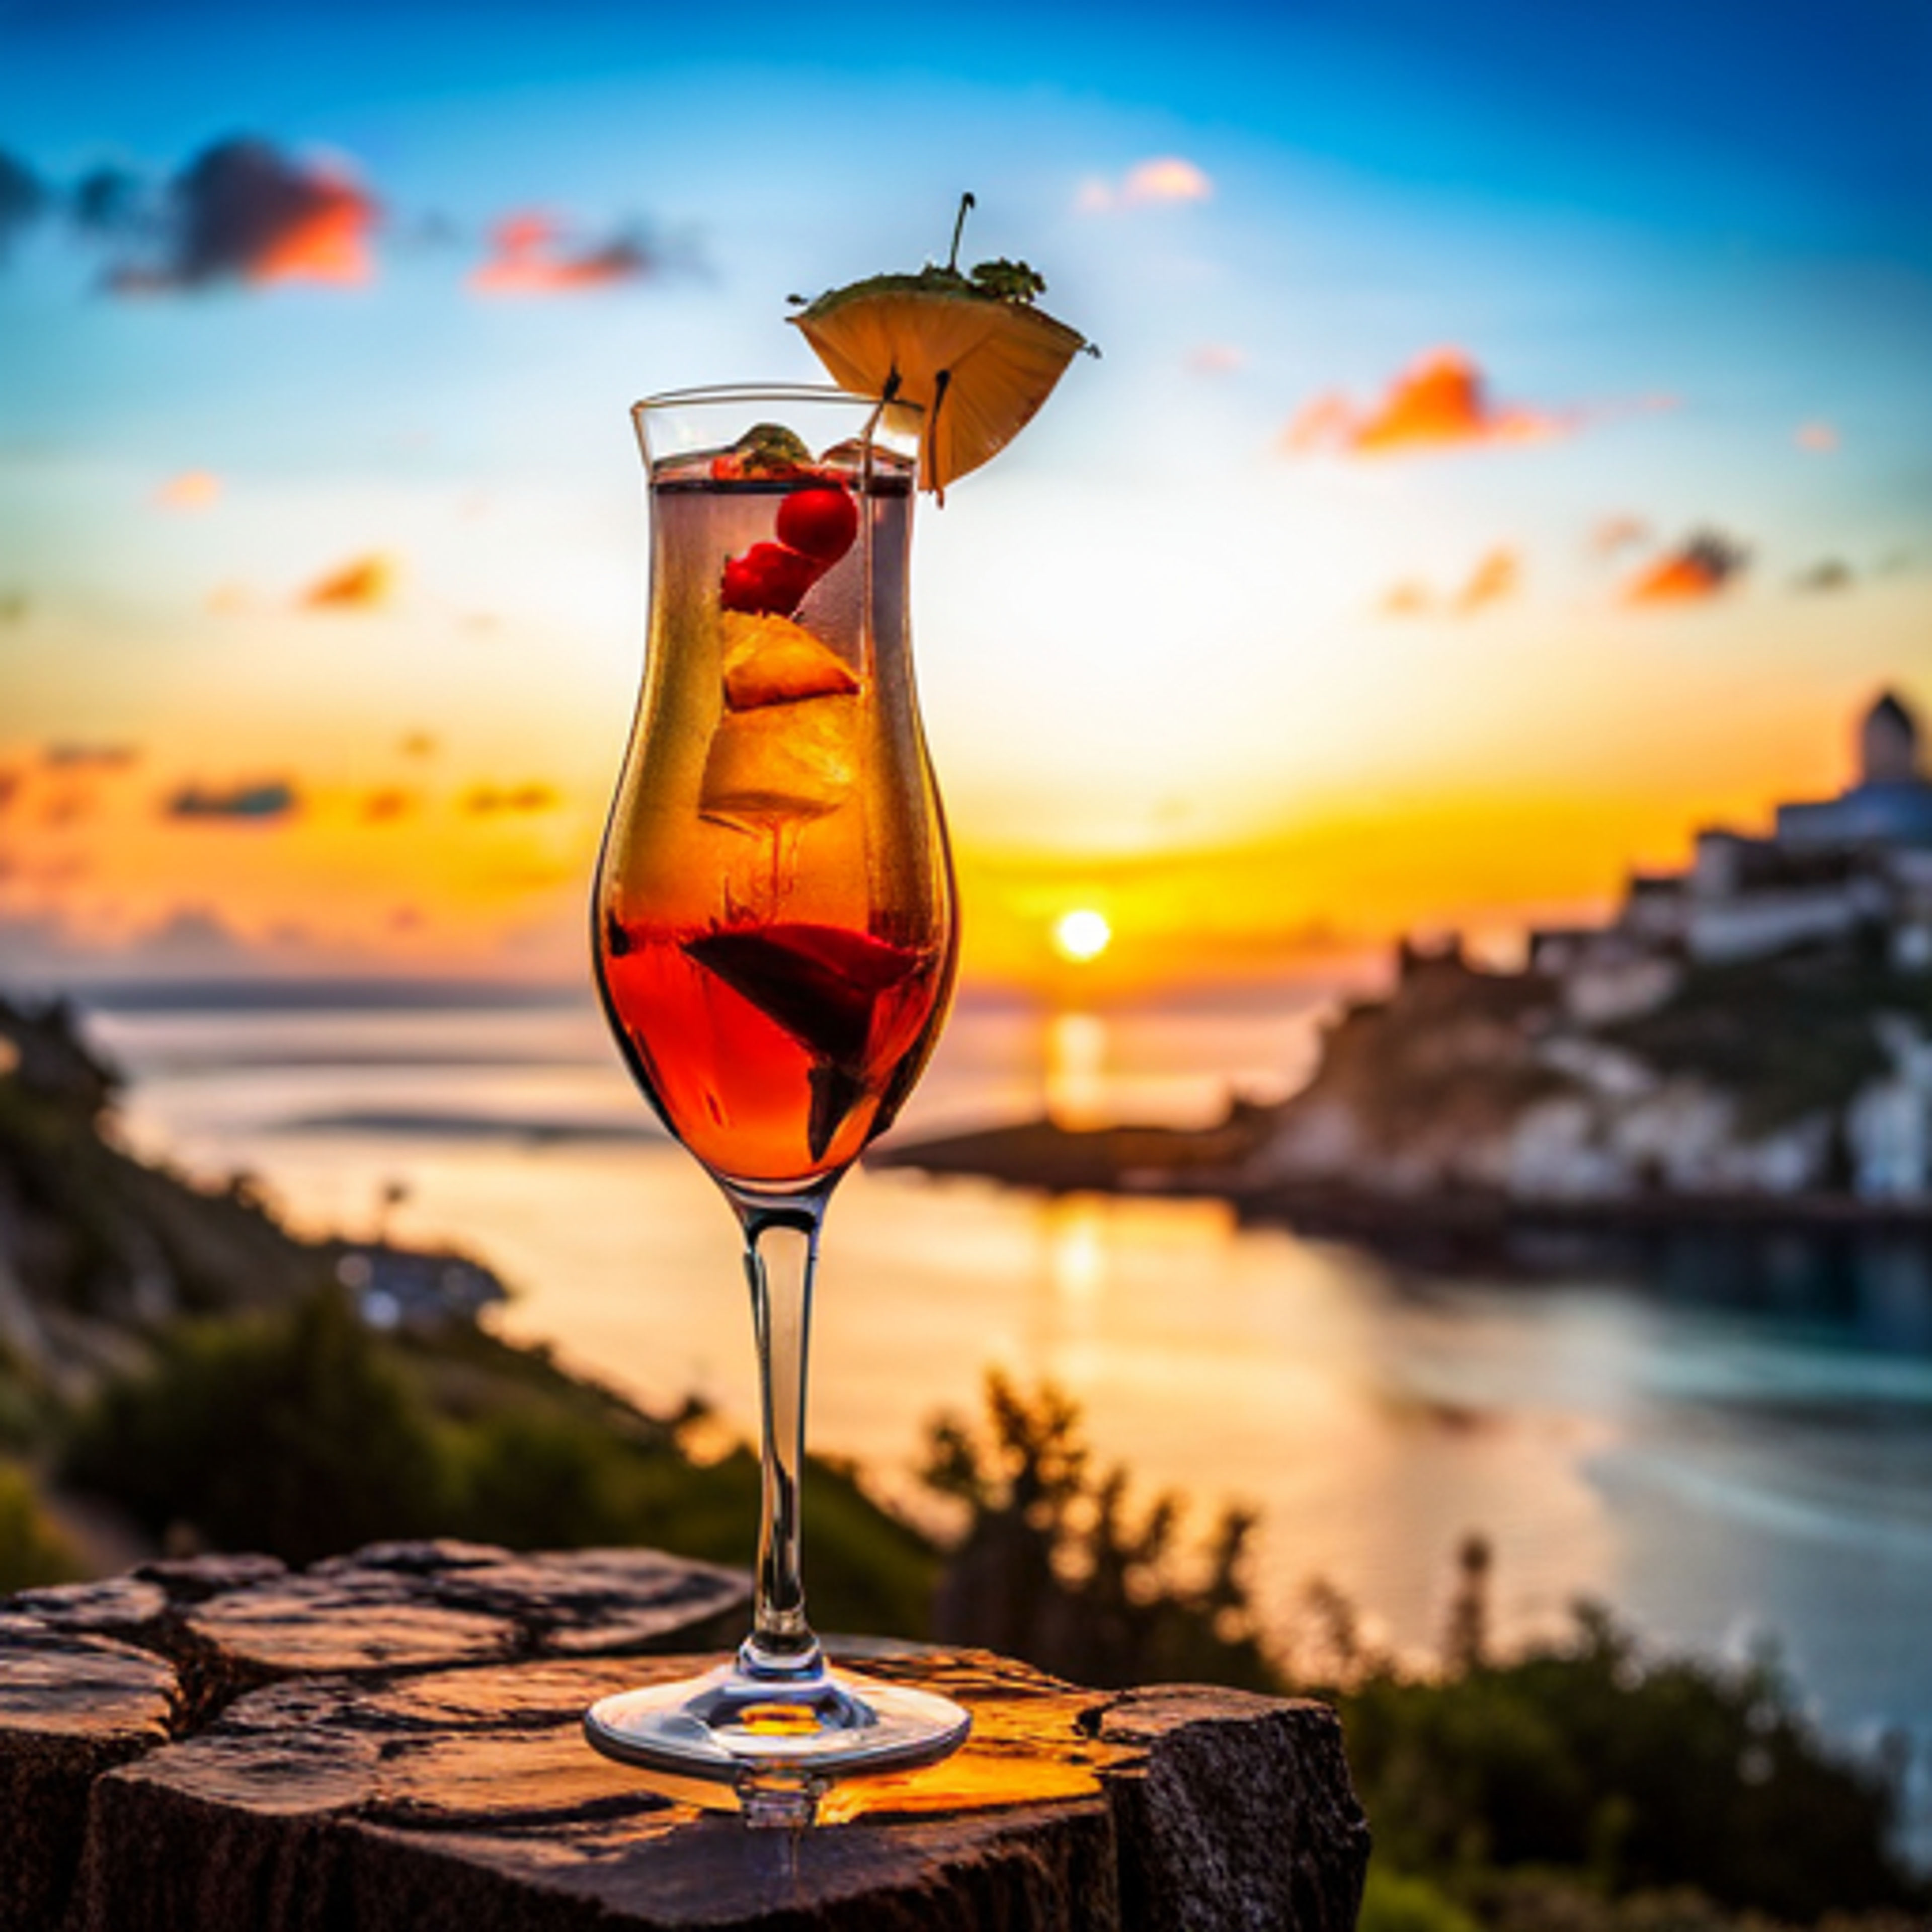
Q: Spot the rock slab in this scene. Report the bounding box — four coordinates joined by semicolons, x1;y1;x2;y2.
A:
3;1546;1369;1931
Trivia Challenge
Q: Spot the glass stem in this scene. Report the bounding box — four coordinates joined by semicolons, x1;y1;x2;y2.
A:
733;1190;829;1676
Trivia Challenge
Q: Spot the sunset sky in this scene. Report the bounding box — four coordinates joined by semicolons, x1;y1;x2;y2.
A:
3;0;1929;996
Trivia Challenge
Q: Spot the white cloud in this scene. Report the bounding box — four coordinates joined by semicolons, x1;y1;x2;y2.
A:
1123;156;1213;204
1076;155;1214;213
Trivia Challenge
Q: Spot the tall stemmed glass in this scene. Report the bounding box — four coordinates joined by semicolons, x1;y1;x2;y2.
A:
583;387;965;1816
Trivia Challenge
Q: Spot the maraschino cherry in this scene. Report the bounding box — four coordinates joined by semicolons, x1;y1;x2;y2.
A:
719;481;858;616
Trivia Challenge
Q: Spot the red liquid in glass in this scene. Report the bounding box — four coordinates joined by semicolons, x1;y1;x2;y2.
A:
595;462;953;1188
601;915;946;1181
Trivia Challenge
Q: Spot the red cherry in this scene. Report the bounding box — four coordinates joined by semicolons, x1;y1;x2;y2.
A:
719;542;822;616
775;486;859;564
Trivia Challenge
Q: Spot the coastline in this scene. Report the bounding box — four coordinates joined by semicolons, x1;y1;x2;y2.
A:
873;1112;1932;1246
21;985;1932;1875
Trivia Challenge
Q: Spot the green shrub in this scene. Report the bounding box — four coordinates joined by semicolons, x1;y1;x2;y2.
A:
57;1287;940;1636
0;1461;80;1591
921;1372;1286;1692
1359;1868;1484;1932
1337;1605;1921;1923
444;1404;938;1637
62;1289;453;1561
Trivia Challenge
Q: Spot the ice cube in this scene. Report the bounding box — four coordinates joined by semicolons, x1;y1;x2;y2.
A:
699;696;857;831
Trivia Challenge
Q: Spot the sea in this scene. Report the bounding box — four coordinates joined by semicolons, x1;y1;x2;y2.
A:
68;978;1932;1860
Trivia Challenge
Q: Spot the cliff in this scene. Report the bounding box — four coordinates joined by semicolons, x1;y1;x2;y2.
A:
1245;934;1932;1211
0;991;504;1398
879;934;1932;1232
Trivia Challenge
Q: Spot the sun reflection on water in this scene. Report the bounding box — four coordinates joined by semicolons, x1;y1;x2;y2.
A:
1043;1010;1107;1128
1045;1197;1107;1305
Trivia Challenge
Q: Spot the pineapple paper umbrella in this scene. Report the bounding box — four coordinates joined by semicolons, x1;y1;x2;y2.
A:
790;196;1094;499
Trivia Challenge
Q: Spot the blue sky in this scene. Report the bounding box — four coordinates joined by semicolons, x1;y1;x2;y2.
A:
6;0;1925;250
2;0;1929;986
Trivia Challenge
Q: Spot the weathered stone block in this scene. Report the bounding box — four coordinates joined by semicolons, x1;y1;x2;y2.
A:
0;1629;178;1932
4;1550;1369;1931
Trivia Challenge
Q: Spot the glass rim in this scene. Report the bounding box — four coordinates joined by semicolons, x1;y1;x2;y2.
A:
632;382;921;420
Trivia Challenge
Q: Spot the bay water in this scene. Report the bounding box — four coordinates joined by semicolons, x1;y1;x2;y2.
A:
74;982;1932;1856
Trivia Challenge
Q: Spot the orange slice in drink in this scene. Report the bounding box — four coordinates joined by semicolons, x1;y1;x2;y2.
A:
789;197;1093;499
719;613;860;711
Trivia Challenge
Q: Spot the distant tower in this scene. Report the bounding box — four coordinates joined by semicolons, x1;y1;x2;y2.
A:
1860;690;1921;787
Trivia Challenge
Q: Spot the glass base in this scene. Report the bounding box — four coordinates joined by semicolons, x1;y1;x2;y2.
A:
584;1652;971;1825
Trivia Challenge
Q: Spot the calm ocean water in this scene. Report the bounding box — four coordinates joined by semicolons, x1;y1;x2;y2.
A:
75;982;1932;1855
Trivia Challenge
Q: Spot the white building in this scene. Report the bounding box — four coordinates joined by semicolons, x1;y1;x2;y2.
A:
1531;690;1932;983
1502;689;1932;1200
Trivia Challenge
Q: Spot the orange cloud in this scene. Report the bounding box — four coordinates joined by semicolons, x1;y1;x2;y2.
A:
40;790;96;828
43;742;140;770
1455;548;1519;613
302;554;396;610
163;779;300;821
1281;392;1359;454
361;788;416;823
1793;558;1853;594
1123;156;1212;204
155;470;222;510
1592;515;1649;555
462;783;559;815
251;175;371;285
1795;420;1839;452
1188;342;1246;375
1076;156;1213;213
1286;351;1572;457
468;214;653;296
1621;531;1749;606
1378;549;1520;618
107;139;375;291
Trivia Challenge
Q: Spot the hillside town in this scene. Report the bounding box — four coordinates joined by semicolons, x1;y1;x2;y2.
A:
1249;691;1932;1206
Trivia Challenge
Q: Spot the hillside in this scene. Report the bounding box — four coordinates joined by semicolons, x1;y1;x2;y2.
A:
1248;933;1932;1209
0;990;937;1625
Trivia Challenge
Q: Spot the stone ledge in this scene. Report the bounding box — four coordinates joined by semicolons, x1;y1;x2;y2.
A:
3;1546;1368;1931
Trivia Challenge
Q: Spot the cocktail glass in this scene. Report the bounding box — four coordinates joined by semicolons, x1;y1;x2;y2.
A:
582;386;966;1822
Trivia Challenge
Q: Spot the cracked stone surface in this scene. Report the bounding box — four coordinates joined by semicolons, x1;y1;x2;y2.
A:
0;1628;178;1932
2;1546;1368;1931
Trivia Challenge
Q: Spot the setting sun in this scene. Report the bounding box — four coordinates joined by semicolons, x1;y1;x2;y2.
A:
1052;907;1113;962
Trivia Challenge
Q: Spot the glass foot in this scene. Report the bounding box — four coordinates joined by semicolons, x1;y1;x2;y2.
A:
584;1656;971;1824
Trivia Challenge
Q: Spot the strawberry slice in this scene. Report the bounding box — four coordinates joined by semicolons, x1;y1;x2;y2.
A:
684;922;928;1068
720;542;823;617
